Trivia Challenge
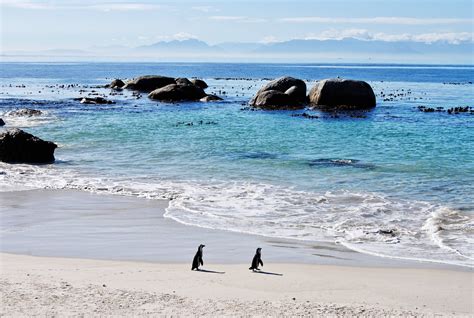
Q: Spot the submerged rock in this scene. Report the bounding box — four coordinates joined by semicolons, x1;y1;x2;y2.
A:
250;76;307;109
6;108;42;117
200;94;223;102
309;78;376;110
123;75;176;92
0;128;57;164
80;97;115;104
378;229;397;236
308;158;375;169
148;84;207;102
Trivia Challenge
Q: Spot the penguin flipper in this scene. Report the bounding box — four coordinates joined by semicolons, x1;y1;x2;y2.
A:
259;259;263;266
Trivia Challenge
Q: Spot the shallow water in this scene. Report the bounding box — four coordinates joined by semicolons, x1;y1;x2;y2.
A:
0;62;473;267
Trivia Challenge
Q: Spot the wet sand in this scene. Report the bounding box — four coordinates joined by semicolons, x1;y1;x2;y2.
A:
0;189;465;268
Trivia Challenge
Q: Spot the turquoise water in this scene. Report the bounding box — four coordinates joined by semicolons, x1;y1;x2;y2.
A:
0;62;473;267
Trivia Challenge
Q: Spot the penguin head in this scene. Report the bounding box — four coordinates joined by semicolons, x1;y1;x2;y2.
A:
256;247;262;254
199;244;205;250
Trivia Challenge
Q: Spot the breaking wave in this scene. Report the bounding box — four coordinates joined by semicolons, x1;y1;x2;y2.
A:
1;162;472;268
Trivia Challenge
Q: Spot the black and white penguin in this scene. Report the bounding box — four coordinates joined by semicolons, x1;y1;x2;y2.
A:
191;244;205;270
249;247;263;271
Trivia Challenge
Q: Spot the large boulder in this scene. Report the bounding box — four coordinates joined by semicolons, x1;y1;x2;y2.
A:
250;76;307;109
0;118;5;126
0;129;57;164
309;78;376;110
252;90;299;109
175;78;193;86
191;79;208;89
108;79;125;89
123;75;176;92
148;84;207;102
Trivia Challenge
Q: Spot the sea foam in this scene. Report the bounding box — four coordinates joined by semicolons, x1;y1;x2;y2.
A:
1;162;472;267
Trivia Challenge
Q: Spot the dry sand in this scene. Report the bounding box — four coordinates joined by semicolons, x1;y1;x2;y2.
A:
1;253;472;317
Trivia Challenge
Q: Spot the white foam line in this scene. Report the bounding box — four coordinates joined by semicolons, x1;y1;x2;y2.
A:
163;205;334;244
340;241;473;268
422;210;474;261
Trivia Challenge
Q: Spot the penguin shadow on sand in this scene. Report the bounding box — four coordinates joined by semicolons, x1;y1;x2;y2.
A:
191;244;225;274
249;247;283;276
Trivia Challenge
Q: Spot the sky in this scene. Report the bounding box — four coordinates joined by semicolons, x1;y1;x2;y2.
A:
1;0;473;51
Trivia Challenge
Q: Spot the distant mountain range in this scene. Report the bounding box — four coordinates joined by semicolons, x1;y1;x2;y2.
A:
3;38;473;64
137;39;219;53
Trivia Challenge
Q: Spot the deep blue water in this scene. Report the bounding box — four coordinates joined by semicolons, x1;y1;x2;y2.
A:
2;62;473;83
0;62;473;267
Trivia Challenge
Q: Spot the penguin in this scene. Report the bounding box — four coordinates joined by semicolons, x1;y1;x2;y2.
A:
191;244;205;270
249;247;263;271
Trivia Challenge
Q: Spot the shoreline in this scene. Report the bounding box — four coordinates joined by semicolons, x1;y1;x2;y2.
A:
1;189;473;316
1;252;472;316
0;188;469;270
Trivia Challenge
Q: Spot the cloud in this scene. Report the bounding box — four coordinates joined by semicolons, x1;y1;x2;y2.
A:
304;29;372;41
376;32;473;44
171;32;198;41
279;16;473;25
302;29;473;44
152;32;198;41
191;6;219;13
260;36;279;44
1;0;162;11
210;15;245;21
1;0;51;9
209;15;267;23
86;3;162;11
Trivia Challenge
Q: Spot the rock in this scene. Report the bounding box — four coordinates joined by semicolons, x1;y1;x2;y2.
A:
0;118;4;126
309;78;376;110
0;128;57;164
6;108;42;117
108;79;125;89
123;75;176;92
148;84;207;102
253;90;304;110
250;76;307;109
284;86;302;99
190;79;208;89
251;77;306;104
175;78;193;86
80;97;115;104
378;229;395;235
200;94;223;102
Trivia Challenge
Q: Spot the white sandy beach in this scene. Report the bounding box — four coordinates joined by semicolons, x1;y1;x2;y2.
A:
0;189;473;316
1;253;472;317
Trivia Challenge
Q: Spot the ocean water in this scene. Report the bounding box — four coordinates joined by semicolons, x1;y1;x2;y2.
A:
0;62;473;267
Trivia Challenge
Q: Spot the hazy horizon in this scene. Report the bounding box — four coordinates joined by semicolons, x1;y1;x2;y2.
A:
1;0;473;63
